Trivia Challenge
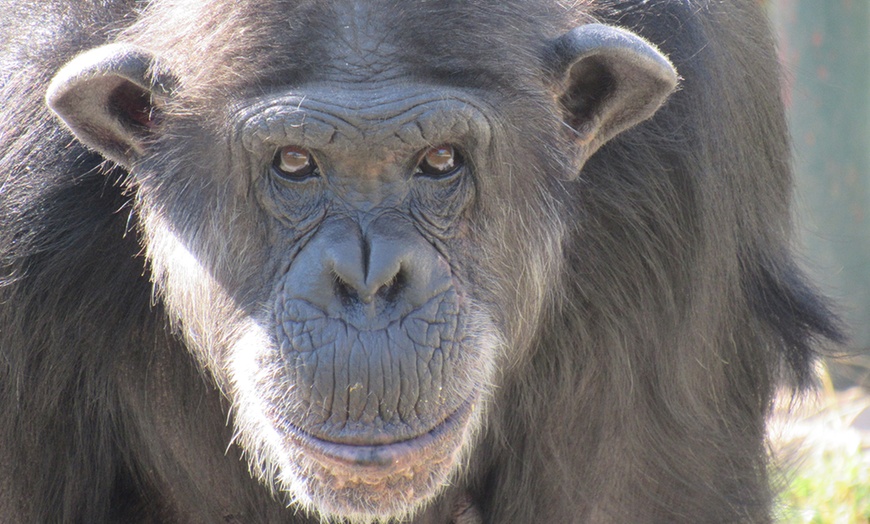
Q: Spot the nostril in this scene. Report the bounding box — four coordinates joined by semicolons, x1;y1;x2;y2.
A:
332;273;360;306
331;267;405;306
377;269;405;303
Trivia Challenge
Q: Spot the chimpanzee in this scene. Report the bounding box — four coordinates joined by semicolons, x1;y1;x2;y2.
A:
0;0;841;522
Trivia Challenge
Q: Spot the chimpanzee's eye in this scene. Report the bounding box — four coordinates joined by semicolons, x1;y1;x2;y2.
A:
273;146;319;180
415;145;464;179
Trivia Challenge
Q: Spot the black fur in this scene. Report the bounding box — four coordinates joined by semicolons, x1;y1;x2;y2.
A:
0;0;841;522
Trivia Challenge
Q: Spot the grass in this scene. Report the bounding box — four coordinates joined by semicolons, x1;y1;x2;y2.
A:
770;363;870;524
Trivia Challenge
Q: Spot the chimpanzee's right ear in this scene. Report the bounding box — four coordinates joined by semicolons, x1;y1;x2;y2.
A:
46;43;174;168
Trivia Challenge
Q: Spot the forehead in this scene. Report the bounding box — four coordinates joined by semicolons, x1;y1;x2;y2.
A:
236;84;493;159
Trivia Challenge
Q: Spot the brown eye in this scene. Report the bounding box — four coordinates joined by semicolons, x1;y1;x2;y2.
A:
273;146;318;180
416;145;464;178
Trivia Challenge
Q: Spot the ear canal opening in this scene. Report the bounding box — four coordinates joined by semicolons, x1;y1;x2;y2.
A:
108;81;157;130
558;58;615;140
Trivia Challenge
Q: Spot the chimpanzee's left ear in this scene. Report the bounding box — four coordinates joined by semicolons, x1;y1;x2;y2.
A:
548;24;678;173
46;43;174;168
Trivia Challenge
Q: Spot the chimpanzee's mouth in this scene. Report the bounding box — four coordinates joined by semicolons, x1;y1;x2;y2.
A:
285;397;477;477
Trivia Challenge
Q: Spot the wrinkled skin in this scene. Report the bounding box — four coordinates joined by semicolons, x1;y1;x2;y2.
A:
0;0;841;523
220;86;502;517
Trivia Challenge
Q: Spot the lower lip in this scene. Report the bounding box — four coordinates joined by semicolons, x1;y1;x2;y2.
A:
286;398;476;476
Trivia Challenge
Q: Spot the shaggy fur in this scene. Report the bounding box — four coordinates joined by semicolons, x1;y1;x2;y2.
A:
0;0;840;522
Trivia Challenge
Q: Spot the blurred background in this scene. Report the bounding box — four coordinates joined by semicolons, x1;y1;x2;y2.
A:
764;1;870;521
770;0;870;383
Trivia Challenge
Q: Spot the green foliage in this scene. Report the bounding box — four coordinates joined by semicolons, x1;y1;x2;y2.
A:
772;368;870;524
776;435;870;524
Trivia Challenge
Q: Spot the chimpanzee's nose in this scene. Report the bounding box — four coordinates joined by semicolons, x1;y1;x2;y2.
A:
284;217;450;319
329;234;407;306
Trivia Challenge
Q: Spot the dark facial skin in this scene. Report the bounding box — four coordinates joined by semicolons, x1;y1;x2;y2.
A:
232;85;496;515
